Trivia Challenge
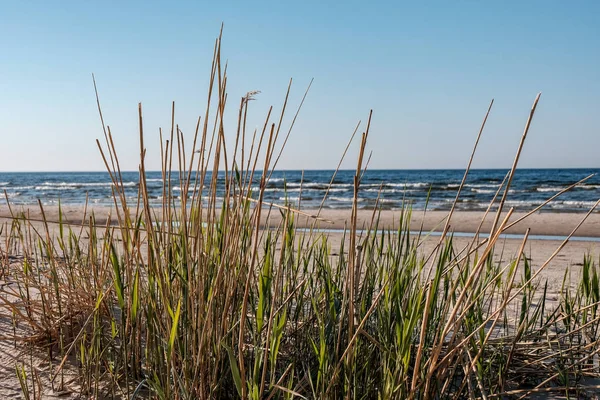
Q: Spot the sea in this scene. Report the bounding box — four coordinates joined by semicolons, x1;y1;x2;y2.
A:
0;169;599;213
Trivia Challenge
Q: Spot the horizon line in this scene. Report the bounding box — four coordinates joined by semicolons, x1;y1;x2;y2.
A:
1;167;600;174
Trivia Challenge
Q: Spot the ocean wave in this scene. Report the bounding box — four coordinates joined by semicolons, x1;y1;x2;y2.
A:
386;182;429;188
256;187;350;193
328;196;352;202
285;182;353;188
325;204;350;209
5;186;34;190
472;177;504;184
536;187;563;192
43;181;107;187
331;183;354;187
505;200;542;207
278;197;301;202
470;188;495;194
364;188;417;193
327;188;351;192
329;196;365;203
118;182;138;187
40;181;138;188
283;183;322;188
35;185;78;191
465;183;500;188
555;200;598;207
0;182;9;186
258;187;302;192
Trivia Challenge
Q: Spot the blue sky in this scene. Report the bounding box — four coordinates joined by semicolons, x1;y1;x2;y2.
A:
0;1;598;171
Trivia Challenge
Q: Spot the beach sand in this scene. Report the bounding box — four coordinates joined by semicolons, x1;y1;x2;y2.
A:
0;205;599;397
2;204;600;236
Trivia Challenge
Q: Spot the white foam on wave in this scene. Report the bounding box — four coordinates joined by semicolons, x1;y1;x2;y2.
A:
278;196;301;202
556;200;598;207
327;188;351;192
0;182;9;186
43;181;106;187
465;183;501;188
329;196;365;203
268;187;301;192
471;188;495;194
386;182;428;188
285;182;353;188
364;188;416;193
40;181;137;188
463;202;490;210
6;186;34;190
536;187;563;192
505;200;542;207
116;182;137;187
35;185;78;191
254;187;349;193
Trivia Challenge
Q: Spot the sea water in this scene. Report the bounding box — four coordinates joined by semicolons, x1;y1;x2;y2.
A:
1;169;599;212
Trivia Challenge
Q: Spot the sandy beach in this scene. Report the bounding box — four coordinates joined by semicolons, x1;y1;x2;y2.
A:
2;204;600;236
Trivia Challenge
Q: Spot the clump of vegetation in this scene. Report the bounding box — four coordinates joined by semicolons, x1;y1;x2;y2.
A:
2;32;600;399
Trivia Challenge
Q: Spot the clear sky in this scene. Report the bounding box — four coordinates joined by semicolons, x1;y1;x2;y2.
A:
1;1;599;171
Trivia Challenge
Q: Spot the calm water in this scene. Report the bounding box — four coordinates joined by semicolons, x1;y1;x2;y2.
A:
0;169;599;212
